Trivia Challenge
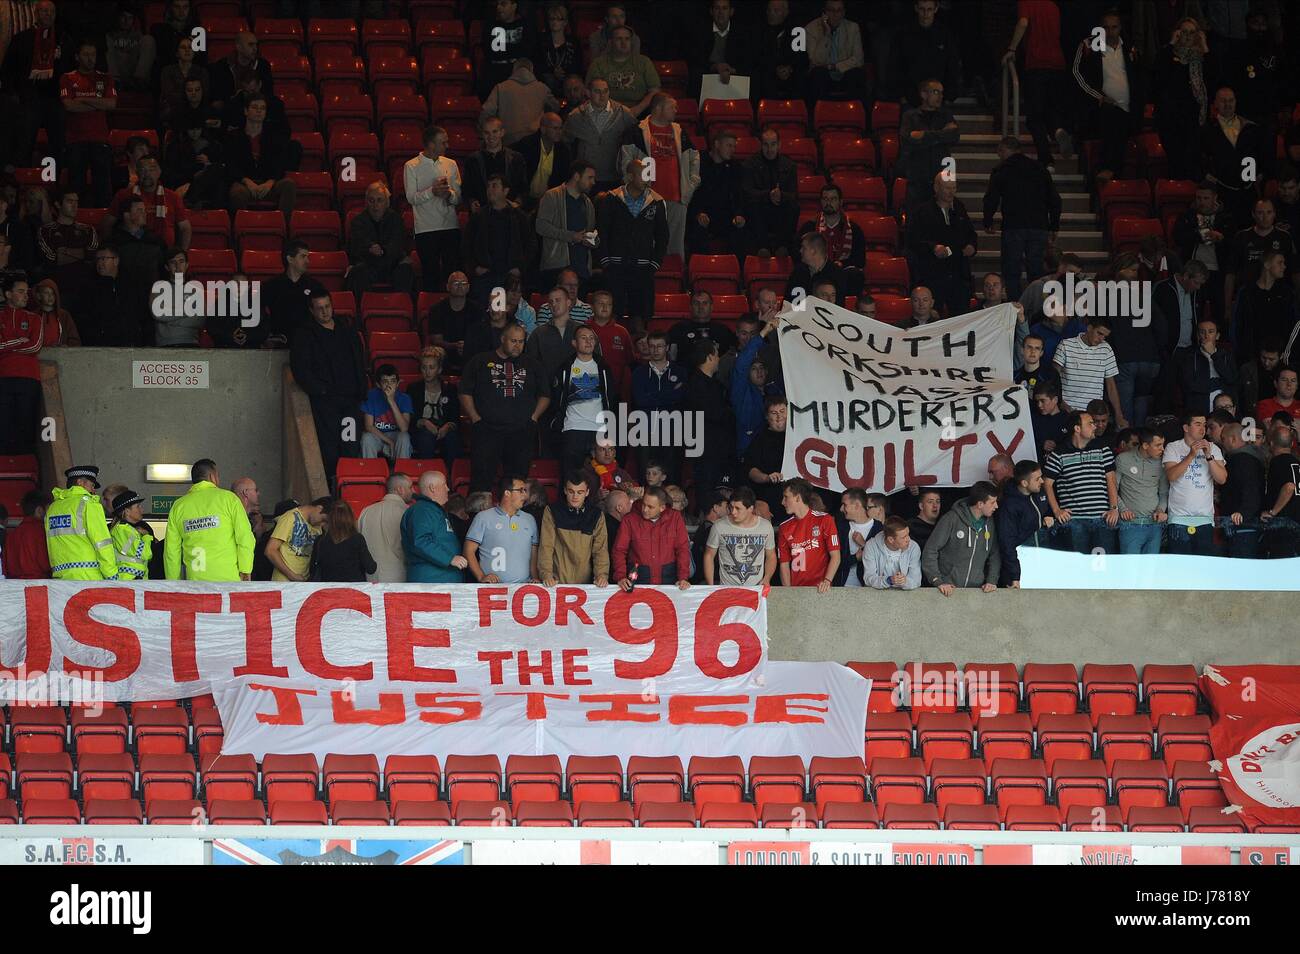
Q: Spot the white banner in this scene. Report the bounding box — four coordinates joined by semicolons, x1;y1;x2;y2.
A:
778;300;1033;493
213;661;870;767
0;582;768;703
0;837;205;866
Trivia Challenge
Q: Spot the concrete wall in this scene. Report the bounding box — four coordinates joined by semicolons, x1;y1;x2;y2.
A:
44;349;290;508
766;588;1297;668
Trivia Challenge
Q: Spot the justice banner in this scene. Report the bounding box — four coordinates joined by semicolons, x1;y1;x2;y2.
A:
0;582;768;703
212;660;870;767
778;299;1032;494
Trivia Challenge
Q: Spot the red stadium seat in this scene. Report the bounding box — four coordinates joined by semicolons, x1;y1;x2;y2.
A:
854;214;899;253
628;756;684;805
904;661;960;723
78;752;134;800
930;758;987;813
255;18;304;47
871;101;901;134
864;255;909;295
990;758;1049;820
1038;713;1094;772
1187;805;1247;834
688;254;741;295
821;801;879;829
1128;806;1184;832
1023;663;1080;724
944;804;1001;830
240;249;282;281
822;132;876;174
393;801;452;825
1159;714;1213;771
271;799;328;825
917;713;975;769
192;709;224;759
865;711;912;767
760;802;819;829
1172;761;1227;819
385;755;441;804
687;756;745;814
290;210;343;251
334;800;392;826
287;170;334;210
636;802;696;828
265;49;312;87
1155;178;1198;220
262;753;321;807
870;757;926;809
311;251;350;290
1143;664;1199;720
17;752;74;801
315;52;366;94
445;755;502;809
505;755;563;805
140;753;197;806
341;484;385;515
653;61;689;97
1098;714;1155;771
234;210;286;252
209;799;267;825
308;17;359;54
23;798;81;824
1111;217;1164;254
1084;664;1141;722
782;137;818;177
361;292;415;327
748;756;805;808
963;662;1021;724
700;98;753;138
455;800;512;827
1112;760;1170;822
86;799;144;825
698;802;758;828
515;801;574;828
422;55;475;94
654;292;690;319
743;255;794;297
1066;804;1125;832
871;294;913;324
577;801;635;828
323;754;380;805
1053;759;1108;815
1005;804;1062;831
845;661;901;713
362;17;412;55
322;91;375;137
71;706;128;754
201;15;247;44
815;100;866;133
757;99;808;138
566;755;623;807
188;209;232;249
187;249;238;284
882;803;940;830
415;19;466;55
147;799;204;825
835;174;888;213
368;330;421;375
370;55;420;93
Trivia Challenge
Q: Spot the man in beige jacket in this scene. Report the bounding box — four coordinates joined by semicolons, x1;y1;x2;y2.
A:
358;472;414;582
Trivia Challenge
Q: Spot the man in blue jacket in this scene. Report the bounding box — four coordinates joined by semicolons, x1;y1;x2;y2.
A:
401;470;468;583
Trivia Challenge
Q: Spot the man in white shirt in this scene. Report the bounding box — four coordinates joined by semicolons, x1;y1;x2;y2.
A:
1054;315;1127;427
838;487;884;586
703;486;776;585
357;472;414;582
404;125;462;291
1071;10;1138;183
1163;411;1227;556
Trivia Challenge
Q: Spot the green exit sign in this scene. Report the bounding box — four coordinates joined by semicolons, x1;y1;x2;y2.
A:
151;496;180;514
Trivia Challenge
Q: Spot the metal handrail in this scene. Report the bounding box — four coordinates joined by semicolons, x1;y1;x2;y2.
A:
1001;56;1021;139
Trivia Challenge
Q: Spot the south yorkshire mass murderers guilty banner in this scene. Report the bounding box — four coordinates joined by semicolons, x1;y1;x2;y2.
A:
0;581;869;764
778;299;1033;494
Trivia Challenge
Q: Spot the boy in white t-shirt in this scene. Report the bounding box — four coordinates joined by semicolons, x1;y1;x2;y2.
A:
1162;411;1226;556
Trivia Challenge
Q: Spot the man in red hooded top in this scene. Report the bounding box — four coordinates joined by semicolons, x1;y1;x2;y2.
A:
0;275;45;454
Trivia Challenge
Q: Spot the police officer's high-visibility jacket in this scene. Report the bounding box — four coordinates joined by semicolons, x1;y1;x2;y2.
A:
164;480;256;581
111;521;153;580
45;486;118;580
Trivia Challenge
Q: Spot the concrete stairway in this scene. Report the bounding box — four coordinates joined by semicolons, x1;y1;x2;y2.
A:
943;98;1106;278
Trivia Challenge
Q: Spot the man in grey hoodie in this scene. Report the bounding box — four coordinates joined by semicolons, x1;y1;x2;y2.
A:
861;517;922;590
479;59;560;147
921;481;1001;595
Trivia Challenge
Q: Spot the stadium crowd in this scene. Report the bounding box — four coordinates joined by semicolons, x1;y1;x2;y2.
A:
1;0;1299;590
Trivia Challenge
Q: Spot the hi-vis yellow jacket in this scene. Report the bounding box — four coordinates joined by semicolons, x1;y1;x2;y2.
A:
163;480;256;581
45;486;117;580
111;521;153;580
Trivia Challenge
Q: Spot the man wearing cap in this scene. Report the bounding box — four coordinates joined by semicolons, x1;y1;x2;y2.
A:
109;490;156;580
164;458;257;581
45;465;118;580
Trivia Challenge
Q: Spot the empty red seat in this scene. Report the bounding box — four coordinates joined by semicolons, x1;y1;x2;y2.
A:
287;170;334;209
146;799;203;825
515;801;575;828
333;800;392;826
978;712;1034;770
23;798;80;824
17;752;74;801
870;756;927;808
1098;714;1154;771
963;662;1021;723
882;803;940;830
845;661;901;713
865;710;913;767
201;754;258;802
627;756;684;804
1053;758;1108;814
990;758;1049;820
234;209;287;251
193;708;223;759
1143;664;1199;720
809;756;867;808
270;799;329;825
823;133;876;174
393;800;452;826
636;801;696;828
1066;804;1124;831
566;755;622;807
85;798;144;825
757;99;808;137
871;101;901;133
336;457;389;490
854;214;900;254
944;803;1002;830
748;756;806;807
1172;760;1226;819
71;706;128;754
1187;805;1247;833
904;661;960;723
1159;714;1213;771
455;800;512;827
1083;664;1140;723
1128;805;1185;832
208;799;267;825
930;758;988;813
445;755;502;809
758;802;818;829
323;754;380;805
10;705;67;754
817;801;878;829
1113;760;1170;822
864;254;910;295
1038;713;1095;772
1023;663;1080;724
1005;804;1062;831
1111;217;1164;254
78;752;135;801
240;249;282;281
505;755;563;804
577;801;635;828
687;756;744;813
917;712;974;769
697;802;758;828
1154;178;1198;219
815;100;866;133
290;210;343;251
140;753;197;806
262;754;320;806
688;254;741;296
189;209;233;249
132;707;189;755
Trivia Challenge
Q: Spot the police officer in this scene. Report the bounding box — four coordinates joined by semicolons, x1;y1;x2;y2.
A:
45;465;118;580
109;490;157;580
164;458;257;581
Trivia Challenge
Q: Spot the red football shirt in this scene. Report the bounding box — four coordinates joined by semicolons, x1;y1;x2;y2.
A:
777;510;840;587
60;69;115;143
109;185;189;248
647;122;681;203
1017;1;1066;71
0;307;44;379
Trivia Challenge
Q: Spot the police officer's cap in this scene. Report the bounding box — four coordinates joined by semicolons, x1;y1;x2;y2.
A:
111;491;145;516
65;466;101;489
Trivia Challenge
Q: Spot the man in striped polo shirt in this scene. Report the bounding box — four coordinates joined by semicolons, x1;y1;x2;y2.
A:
1043;410;1120;555
1053;316;1127;429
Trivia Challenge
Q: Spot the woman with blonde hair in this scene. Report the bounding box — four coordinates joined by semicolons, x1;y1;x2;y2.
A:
406;344;460;463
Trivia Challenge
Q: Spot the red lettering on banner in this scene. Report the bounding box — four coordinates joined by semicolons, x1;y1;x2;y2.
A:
754;693;830;724
512;584;551;626
1;586;51;677
794;437;843;486
938;432;979;482
986;428;1025;459
249;683;316;724
477;650;513;685
555;587;593;626
414;692;482;723
296;588;374;681
883;440;897;491
497;691;570;719
694;589;763;679
62;589;141;682
667;694;749;726
385;592;455;683
579;693;661;723
517;650;554;685
143;592;222;682
230;591;288;678
331;690;405;725
476;586;509;627
901;439;938;487
562;648;592;686
604;589;678;680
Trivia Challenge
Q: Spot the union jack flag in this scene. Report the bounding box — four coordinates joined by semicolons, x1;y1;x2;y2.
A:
213;838;464;865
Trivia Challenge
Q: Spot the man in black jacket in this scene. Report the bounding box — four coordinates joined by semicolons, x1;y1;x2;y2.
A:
1177;318;1239;414
516;112;572;209
463;174;534;306
888;0;962;105
1071;11;1144;185
259;239;326;348
688;130;750;260
899;79;960;213
1234;250;1296;362
460;323;550;492
290;291;367;488
687;0;752;96
983;136;1061;300
686;340;736;498
346;182;414;297
907;175;979;318
595;158;668;328
741;128;799;257
799;183;864;295
755;0;808;100
3;0;72;171
1172;182;1233;328
1152;261;1210;412
785;232;846;305
109;198;167;345
225;94;296;222
74;246;139;346
1201;88;1272;225
463;117;528;212
208;31;275;112
1219;422;1265;557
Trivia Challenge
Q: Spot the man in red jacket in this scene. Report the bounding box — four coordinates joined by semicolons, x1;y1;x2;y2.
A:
3;488;52;579
0;276;45;454
613;486;691;589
